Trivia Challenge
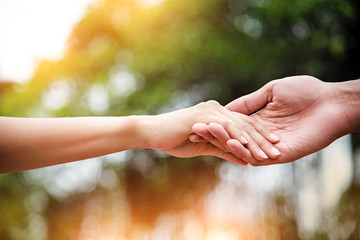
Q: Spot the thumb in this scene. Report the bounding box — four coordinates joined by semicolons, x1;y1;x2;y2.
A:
225;81;274;114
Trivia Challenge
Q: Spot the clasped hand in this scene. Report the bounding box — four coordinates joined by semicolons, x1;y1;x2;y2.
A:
187;75;359;166
151;100;281;165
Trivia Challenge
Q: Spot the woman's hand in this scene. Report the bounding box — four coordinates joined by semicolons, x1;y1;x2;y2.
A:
144;100;280;164
0;100;281;173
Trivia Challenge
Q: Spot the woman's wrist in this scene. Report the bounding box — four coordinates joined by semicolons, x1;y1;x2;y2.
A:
139;106;200;150
111;116;149;151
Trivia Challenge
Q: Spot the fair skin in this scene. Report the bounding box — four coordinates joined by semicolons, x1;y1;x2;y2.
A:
0;100;280;173
191;75;360;166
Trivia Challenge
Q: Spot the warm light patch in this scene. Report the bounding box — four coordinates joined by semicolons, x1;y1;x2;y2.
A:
137;0;166;8
205;228;241;240
0;0;96;82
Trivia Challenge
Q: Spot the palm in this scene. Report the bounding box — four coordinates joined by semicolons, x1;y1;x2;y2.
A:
231;76;345;164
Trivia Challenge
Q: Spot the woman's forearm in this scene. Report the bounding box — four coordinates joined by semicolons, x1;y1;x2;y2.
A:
0;105;206;173
0;116;148;173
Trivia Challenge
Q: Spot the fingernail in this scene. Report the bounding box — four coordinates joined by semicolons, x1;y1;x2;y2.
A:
270;133;280;142
240;136;248;144
271;147;281;156
259;149;268;159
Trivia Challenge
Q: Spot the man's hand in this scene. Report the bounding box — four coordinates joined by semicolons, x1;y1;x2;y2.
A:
191;75;359;166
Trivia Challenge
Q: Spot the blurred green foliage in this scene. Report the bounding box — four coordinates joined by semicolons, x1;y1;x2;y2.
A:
0;0;359;239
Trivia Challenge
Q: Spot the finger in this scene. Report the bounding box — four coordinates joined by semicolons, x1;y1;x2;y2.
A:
192;123;227;151
189;133;207;142
225;80;276;115
222;121;268;161
227;117;281;159
221;110;281;158
204;144;248;165
210;120;280;160
251;119;280;144
208;123;231;148
219;116;280;161
227;140;284;167
246;128;281;159
240;130;270;161
226;139;258;165
209;122;248;145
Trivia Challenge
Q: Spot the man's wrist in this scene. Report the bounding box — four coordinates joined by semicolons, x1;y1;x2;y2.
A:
330;80;360;134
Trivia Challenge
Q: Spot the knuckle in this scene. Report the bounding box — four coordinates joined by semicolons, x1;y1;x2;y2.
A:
266;79;280;92
258;138;270;148
197;101;208;108
206;100;220;107
244;124;253;131
270;79;280;85
197;100;221;113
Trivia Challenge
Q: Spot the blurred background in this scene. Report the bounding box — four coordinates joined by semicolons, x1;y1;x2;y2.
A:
0;0;360;239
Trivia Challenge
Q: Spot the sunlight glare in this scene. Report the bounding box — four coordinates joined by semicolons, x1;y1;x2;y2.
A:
137;0;166;8
0;0;97;83
205;228;240;240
